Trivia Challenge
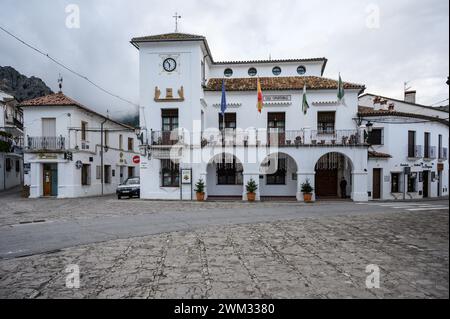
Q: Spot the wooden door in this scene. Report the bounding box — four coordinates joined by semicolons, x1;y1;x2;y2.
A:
315;169;338;197
43;168;52;196
422;171;429;198
372;168;381;199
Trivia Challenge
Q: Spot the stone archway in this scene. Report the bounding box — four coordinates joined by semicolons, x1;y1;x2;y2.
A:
314;152;353;200
206;153;244;198
259;152;299;199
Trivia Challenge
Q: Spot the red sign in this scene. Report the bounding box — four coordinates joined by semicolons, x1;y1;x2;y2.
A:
132;156;140;164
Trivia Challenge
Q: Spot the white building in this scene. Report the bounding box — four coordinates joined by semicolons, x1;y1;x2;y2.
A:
21;92;140;198
359;92;449;200
0;91;23;191
132;33;371;201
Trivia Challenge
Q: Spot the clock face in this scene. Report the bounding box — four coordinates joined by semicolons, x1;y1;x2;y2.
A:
163;58;177;72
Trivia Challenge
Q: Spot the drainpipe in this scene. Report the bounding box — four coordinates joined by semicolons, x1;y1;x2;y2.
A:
101;118;107;196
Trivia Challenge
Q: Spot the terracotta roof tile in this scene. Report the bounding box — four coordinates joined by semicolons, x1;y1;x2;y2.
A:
20;92;82;107
206;76;365;92
131;33;206;42
369;150;392;159
357;106;449;126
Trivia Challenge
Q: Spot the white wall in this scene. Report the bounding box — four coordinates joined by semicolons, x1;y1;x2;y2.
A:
23;105;140;198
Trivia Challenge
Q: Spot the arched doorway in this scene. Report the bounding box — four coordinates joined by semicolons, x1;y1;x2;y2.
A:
314;152;353;200
206;153;243;198
259;153;298;199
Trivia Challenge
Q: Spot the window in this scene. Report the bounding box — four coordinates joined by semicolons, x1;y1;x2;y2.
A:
128;138;134;151
368;128;384;145
438;134;443;159
119;134;123;150
407;173;417;193
266;158;287;185
81;121;88;141
16;160;20;173
391;173;401;193
224;68;233;77
272;66;282;76
248;67;257;77
81;164;91;186
268;113;286;145
297;65;306;75
219;113;237;130
5;158;12;172
217;157;243;185
162;109;179;145
317;112;336;134
424;132;430;158
161;159;179;187
408;131;416;158
96;166;102;180
104;165;111;184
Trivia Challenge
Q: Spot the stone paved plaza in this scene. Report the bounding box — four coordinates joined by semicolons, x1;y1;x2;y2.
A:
0;208;448;299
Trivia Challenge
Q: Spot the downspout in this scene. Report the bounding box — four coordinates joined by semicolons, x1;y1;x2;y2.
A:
101;118;107;196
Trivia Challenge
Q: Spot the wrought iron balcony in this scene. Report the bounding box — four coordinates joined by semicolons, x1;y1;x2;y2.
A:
150;130;183;146
27;136;66;151
424;146;437;159
201;129;364;147
408;145;422;159
439;147;448;160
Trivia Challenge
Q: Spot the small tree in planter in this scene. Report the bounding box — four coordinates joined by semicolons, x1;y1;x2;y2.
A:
194;179;205;201
301;179;314;202
246;179;258;202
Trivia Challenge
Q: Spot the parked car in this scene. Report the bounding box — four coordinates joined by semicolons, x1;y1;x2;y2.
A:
116;177;140;199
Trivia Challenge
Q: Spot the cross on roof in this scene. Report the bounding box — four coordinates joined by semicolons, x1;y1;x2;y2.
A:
173;12;181;32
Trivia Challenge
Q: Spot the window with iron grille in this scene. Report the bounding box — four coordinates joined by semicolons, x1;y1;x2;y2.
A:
161;159;179;187
266;158;287;185
317;112;335;134
368;128;384;145
217;157;243;185
408;131;416;158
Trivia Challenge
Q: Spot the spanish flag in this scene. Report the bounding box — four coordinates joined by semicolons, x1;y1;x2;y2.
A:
257;78;264;113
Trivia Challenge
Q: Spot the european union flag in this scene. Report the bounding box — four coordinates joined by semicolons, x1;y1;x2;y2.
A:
220;79;227;115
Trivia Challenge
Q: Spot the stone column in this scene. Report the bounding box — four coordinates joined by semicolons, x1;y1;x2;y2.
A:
351;170;369;202
297;170;316;202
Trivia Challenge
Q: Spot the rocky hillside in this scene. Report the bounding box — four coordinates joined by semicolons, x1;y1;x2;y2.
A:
0;66;53;102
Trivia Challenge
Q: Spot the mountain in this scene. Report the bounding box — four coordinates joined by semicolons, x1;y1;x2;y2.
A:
120;113;139;127
0;66;53;102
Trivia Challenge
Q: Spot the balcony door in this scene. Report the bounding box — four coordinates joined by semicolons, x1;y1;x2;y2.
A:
161;109;178;145
268;113;285;146
42;118;56;137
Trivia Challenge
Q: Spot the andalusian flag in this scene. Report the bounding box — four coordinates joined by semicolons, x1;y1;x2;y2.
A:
257;78;264;113
302;84;309;115
337;73;345;103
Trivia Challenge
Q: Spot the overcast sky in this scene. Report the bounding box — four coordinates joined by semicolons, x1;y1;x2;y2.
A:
0;0;448;120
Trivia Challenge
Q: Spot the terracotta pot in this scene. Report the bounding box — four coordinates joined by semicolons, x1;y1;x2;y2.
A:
303;193;313;202
196;192;205;201
247;192;256;202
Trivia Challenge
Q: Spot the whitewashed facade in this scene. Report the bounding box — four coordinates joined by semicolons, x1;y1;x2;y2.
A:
359;93;449;200
0;91;23;191
132;33;370;201
22;93;140;198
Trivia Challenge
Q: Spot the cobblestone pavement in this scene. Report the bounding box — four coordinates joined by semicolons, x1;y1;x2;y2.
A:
0;210;448;299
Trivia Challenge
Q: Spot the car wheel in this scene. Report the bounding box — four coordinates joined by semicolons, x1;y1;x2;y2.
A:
117;195;122;200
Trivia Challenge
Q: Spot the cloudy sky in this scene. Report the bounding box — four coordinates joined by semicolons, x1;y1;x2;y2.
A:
0;0;448;120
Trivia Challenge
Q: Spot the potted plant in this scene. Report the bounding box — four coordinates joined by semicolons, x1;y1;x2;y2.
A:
246;179;258;202
301;179;314;202
194;179;206;201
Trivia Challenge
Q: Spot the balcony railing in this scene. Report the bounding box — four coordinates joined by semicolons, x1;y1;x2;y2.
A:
27;136;66;151
150;130;182;146
439;147;448;160
201;129;363;147
408;145;422;159
424;146;437;159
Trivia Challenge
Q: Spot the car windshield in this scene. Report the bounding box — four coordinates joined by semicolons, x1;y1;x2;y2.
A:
124;178;139;185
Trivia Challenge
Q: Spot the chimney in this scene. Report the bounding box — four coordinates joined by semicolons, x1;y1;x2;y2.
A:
404;90;416;104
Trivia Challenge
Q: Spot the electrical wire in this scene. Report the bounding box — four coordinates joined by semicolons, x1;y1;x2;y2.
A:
0;25;139;108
